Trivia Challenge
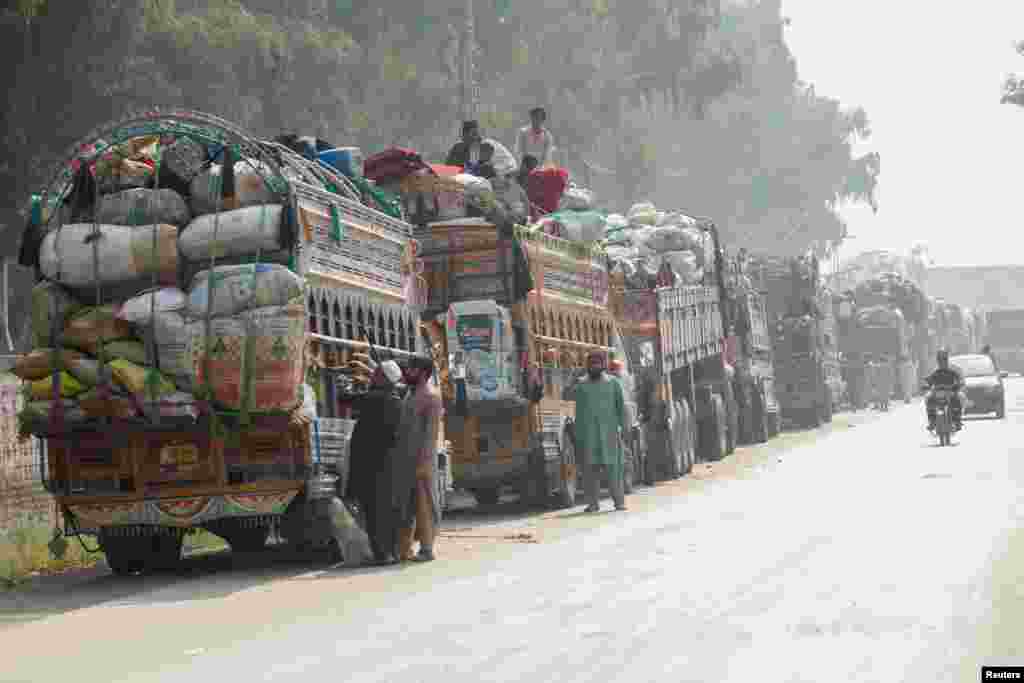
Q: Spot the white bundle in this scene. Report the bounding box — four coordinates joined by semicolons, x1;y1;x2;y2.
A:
178;204;285;262
117;287;187;325
189;160;279;215
187;263;304;318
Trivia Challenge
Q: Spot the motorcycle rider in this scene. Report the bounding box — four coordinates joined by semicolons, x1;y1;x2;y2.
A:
923;349;964;432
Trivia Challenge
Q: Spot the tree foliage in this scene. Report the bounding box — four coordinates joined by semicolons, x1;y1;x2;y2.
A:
0;0;877;263
1002;40;1024;107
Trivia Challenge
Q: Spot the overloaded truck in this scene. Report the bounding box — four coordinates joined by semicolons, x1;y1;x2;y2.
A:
608;215;748;481
841;273;926;403
14;110;422;572
749;254;841;429
415;214;644;508
985;309;1024;373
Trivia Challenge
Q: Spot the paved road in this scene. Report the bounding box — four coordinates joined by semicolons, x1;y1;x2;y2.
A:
2;383;1023;682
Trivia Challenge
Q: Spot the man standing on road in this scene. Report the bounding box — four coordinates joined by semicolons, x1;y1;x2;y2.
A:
445;120;484;168
345;361;408;566
573;350;628;513
397;356;444;562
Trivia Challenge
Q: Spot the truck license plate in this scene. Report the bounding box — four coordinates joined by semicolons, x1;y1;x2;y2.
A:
160;443;200;473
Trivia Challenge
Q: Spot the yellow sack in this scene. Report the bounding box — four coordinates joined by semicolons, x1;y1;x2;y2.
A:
103;340;148;365
29;371;85;400
108;359;175;397
78;388;138;420
13;349;86;381
63;307;134;355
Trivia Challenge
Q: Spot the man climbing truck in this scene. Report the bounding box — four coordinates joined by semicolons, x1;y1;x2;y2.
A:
416;217;643;509
17;110;420;573
609;215;737;482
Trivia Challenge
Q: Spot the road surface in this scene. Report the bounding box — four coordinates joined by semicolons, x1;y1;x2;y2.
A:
2;383;1023;682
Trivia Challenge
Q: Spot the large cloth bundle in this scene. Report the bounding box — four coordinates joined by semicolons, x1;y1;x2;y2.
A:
559;184;595;211
539;210;607;243
187;263;304;318
527;167;568;215
31;281;82;348
364;147;430;184
188;301;306;412
856;305;905;328
178;204;286;262
96;188;191;227
189;160;279;215
39;223;179;289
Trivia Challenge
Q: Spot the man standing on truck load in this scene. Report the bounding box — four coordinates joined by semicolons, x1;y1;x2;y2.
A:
397;356;444;562
515;107;555;167
346;361;407;566
574;350;628;513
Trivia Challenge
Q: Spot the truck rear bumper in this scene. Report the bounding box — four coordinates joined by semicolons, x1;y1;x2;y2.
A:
60;487;303;535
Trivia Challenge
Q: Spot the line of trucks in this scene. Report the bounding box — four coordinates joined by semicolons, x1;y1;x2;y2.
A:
10;111;978;572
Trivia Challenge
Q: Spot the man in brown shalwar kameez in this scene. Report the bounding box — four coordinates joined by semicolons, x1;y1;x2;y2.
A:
397;356;444;562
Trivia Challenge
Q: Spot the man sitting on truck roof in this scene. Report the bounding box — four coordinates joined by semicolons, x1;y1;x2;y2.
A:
445;120;484;168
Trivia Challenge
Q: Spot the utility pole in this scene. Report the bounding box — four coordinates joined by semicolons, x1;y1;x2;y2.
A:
460;0;480;123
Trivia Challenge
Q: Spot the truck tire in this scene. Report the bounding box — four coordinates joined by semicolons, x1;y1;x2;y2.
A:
472;487;502;506
751;389;769;444
699;394;728;462
767;411;780;438
622;434;635;495
675;399;694;475
822;387;834;424
668;401;684;478
100;528;182;576
212;521;270;554
557;429;578;509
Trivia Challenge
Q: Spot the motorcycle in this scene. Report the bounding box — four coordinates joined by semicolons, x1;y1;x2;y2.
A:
929;386;957;447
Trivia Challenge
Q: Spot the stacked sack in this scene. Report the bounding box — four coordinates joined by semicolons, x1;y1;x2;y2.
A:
18;134;307;429
852;272;927;326
603;202;707;289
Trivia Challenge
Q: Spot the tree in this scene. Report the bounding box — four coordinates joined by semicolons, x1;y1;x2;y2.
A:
1001;40;1024;106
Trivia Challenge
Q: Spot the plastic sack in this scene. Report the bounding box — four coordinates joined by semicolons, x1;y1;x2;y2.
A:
605;214;629;232
634;225;704;255
483;138;518;176
103;340;149;365
189;160;279;216
117;288;187;325
39;223;179;289
63;307;134;355
559;185;595;211
188;301;306;412
663;250;702;285
454;173;493;199
627;202;658;226
544;210;607;242
187;263;304;318
140;392;199;421
78;388;138;420
13;349;85;382
177;204;286;262
96;188;191;228
31;282;81;348
108;359;176;397
20;400;87;424
29;371;85;400
145;311;192;391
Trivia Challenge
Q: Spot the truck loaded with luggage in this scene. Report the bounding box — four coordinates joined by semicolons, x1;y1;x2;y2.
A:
12;110;424;573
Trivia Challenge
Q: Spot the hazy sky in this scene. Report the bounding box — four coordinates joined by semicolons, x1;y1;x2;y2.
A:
780;0;1024;267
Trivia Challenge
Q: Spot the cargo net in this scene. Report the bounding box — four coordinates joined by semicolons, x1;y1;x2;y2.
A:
15;108;375;439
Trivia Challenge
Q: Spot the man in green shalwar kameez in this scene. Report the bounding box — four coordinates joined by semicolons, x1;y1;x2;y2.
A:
573;350;628;513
